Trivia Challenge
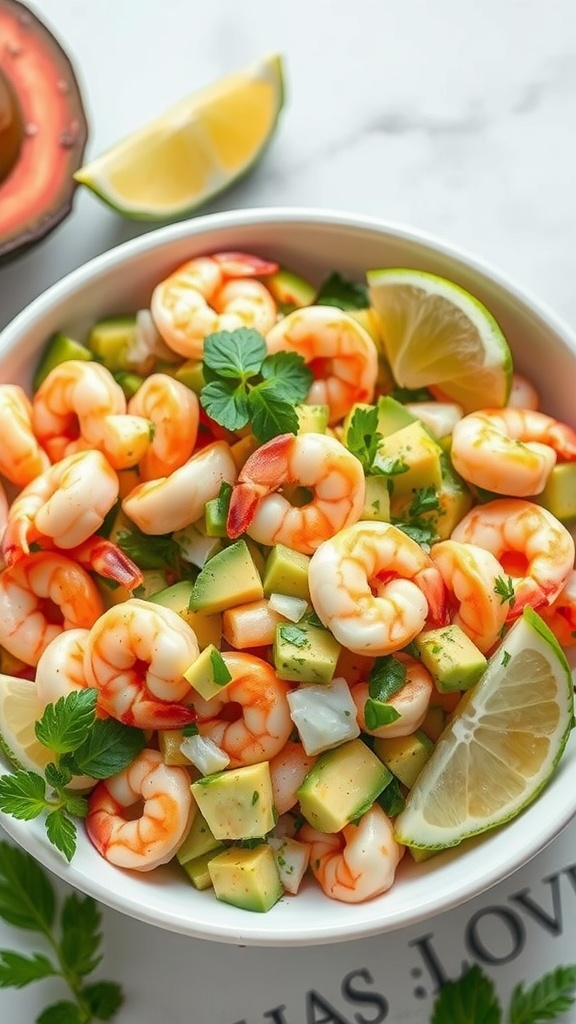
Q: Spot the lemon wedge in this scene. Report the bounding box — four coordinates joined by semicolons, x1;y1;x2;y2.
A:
367;268;513;411
394;607;574;851
74;53;285;220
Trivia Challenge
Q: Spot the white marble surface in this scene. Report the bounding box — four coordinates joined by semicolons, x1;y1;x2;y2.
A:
1;0;576;1021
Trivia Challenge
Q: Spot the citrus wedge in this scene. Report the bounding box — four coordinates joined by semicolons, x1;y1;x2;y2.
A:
394;607;574;851
366;268;513;412
74;53;285;220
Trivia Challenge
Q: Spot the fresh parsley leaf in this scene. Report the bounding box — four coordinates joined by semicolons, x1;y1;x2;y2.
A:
509;965;576;1024
0;770;48;820
259;351;312;402
278;624;311;649
248;382;301;442
182;723;199;737
35;690;97;755
494;575;516;608
60;720;146;780
315;271;369;310
37;1001;84;1024
203;328;266;377
409;486;441;518
0;950;56;988
82;980;124;1020
45;809;77;863
346;406;381;472
0;841;56;931
395;521;437;548
210;648;233;687
44;762;73;790
116;524;180;571
431;964;501;1024
200;378;251;432
373;454;409;477
364;700;401;729
368;656;407;702
377;776;405;816
60;894;103;978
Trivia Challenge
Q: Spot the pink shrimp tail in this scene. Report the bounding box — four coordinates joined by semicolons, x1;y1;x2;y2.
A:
418;565;449;627
111;699;197;731
211;251;279;278
226;484;262;539
70;537;144;590
86;785;120;856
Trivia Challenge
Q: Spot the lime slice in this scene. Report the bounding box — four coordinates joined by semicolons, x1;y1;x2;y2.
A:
74;53;285;220
366;268;513;412
394;607;574;850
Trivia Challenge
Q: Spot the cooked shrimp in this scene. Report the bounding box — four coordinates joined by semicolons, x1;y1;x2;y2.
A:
299;804;403;904
351;652;434;738
2;450;119;564
0;384;50;486
0;552;103;666
151;251;279;359
35;628;91;709
539;570;576;647
227;432;366;555
429;539;509;653
127;373;199;480
266;306;378;425
508;373;539;411
86;748;193;871
122;440;237;535
0;480;8;549
83;598;199;730
32;360;152;470
189;651;293;768
308;521;446;655
269;740;317;815
450;408;576;496
451;498;575;616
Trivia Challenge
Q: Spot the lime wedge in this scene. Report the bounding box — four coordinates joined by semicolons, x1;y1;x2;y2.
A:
74;53;285;220
367;268;513;411
394;607;574;850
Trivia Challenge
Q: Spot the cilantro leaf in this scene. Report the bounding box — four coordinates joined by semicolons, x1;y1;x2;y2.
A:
494;575;516;608
60;720;146;780
409;486;441;518
0;841;56;931
45;809;77;862
116;524;180;571
509;965;576;1023
82;980;124;1020
203;328;266;378
315;271;369;310
248;382;301;442
201;379;251;432
431;964;501;1024
368;656;407;702
277;624;311;649
0;950;56;988
395;521;437;548
0;770;48;819
346;406;381;472
35;689;97;755
259;351;312;402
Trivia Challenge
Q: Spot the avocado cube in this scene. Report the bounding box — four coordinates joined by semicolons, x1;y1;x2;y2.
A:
374;730;434;788
148;580;223;649
535;463;576;522
174;358;205;393
295;404;330;434
204;483;232;537
373;421;443;498
88;315;139;373
262;544;311;601
265;266;316;312
190;540;263;614
375;395;418;436
273;622;341;684
414;625;487;693
181;849;222;890
362;475;391;522
33;332;92;391
208;845;282;913
297;738;391;833
184;644;233;701
177;809;223;865
191;762;276;841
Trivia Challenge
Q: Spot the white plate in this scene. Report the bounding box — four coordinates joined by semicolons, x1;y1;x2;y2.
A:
1;208;575;946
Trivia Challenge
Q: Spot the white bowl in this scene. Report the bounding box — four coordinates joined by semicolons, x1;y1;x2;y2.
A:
0;208;575;947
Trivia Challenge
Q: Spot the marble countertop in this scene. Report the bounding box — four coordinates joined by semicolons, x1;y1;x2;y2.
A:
1;1;576;1021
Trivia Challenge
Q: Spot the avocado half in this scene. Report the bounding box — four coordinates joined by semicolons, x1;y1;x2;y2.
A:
0;0;88;263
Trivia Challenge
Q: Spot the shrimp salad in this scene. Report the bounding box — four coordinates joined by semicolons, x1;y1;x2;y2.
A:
0;249;575;914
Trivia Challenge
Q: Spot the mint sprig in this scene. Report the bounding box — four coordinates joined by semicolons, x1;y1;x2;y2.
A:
0;842;123;1022
200;328;312;443
0;690;145;861
431;963;576;1024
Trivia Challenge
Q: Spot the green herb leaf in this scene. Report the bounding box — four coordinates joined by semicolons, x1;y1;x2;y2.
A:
44;762;73;790
201;379;251;432
377;776;405;816
210;649;232;687
116;525;180;571
315;271;369;310
509;965;576;1024
60;720;146;780
0;950;56;988
45;809;77;863
409;486;441;518
182;724;199;737
431;964;501;1024
0;841;56;931
35;690;97;755
82;980;124;1021
259;351;312;402
346;406;381;472
60;894;103;978
203;328;266;378
389;385;432;403
395;521;437;547
494;575;516;608
364;699;401;730
248;383;300;442
0;771;48;820
61;793;89;819
368;656;407;702
37;1000;84;1024
373;454;409;477
278;624;311;649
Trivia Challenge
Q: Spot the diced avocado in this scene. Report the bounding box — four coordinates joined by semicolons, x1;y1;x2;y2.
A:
295;404;329;434
184;644;233;701
158;729;193;766
208;844;282;912
174;358;205;394
265;266;316;312
535;463;576;522
113;371;145;399
88;315;140;373
190;540;263;614
181;849;222;890
389;455;472;541
32;331;92;390
414;625;487;693
373;421;443;498
273;622;341;684
191;762;276;841
375;395;419;436
230;434;260;471
204;483;232;537
374;730;434;788
297;738;391;833
262;543;310;601
362;475;391;522
148;580;223;649
177;808;223;865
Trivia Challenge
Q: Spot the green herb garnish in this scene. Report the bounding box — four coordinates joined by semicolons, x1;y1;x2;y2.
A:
431;963;576;1024
314;271;369;310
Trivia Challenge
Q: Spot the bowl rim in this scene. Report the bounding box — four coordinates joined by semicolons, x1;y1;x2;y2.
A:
0;206;575;946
